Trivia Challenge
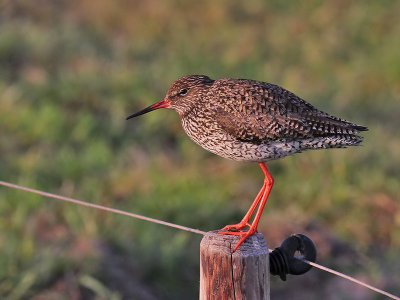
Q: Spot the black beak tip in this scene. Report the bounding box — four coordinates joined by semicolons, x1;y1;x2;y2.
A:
126;110;145;120
126;99;167;121
126;111;144;120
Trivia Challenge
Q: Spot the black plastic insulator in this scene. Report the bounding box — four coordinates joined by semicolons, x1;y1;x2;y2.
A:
269;233;317;281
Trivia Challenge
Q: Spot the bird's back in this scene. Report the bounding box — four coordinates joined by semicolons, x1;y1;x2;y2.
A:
210;78;366;142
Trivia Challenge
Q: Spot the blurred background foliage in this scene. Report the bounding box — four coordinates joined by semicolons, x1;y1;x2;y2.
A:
0;0;399;299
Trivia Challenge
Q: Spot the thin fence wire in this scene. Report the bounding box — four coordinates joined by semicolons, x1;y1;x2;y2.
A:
0;181;205;235
303;259;399;300
0;180;398;300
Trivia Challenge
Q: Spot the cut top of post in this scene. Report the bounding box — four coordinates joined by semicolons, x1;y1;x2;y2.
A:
200;231;270;300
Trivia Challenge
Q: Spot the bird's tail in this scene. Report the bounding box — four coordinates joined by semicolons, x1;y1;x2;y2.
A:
340;134;364;146
313;121;368;147
320;133;366;148
332;123;368;147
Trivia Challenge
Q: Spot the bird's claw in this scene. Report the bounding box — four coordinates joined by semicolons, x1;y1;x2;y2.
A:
221;222;251;232
218;227;258;251
218;230;246;236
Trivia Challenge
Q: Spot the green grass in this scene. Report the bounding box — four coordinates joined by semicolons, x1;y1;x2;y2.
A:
1;1;399;299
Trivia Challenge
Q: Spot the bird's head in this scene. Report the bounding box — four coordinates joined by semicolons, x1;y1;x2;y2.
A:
126;75;214;119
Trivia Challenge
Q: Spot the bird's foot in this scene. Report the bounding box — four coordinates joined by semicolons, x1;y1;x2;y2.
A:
221;221;251;232
218;226;258;251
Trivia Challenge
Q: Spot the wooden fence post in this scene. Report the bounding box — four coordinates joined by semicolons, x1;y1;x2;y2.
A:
200;231;270;300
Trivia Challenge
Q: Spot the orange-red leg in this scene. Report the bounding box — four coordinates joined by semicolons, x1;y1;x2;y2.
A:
219;162;274;251
221;182;267;231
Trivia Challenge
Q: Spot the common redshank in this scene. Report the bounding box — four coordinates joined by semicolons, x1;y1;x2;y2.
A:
127;75;368;251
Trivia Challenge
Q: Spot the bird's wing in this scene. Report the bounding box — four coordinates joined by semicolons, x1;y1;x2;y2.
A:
212;79;367;143
264;83;368;135
212;106;266;144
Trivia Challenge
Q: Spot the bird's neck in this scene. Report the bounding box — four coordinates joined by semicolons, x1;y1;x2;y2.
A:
176;103;195;119
175;95;203;118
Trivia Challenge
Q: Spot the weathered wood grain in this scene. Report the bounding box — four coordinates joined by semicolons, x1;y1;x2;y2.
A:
200;231;269;300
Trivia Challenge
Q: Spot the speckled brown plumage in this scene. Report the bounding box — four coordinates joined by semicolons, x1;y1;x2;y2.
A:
158;75;368;162
127;74;368;251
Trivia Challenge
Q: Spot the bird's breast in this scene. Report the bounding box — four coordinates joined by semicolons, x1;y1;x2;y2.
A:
180;115;280;162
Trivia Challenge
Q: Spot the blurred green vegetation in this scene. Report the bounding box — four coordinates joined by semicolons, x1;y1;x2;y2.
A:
0;0;399;299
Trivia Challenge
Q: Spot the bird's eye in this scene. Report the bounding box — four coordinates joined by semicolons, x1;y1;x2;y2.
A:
178;88;188;96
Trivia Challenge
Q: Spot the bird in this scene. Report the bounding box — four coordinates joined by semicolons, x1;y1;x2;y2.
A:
126;75;368;251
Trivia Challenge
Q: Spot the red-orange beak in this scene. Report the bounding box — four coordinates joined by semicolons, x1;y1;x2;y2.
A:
126;98;171;120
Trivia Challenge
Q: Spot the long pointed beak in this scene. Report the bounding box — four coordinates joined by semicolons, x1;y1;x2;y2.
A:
126;98;171;120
